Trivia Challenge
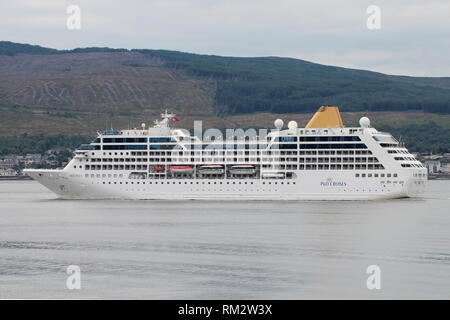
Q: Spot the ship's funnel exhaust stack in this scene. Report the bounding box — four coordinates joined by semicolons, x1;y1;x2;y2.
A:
305;106;344;128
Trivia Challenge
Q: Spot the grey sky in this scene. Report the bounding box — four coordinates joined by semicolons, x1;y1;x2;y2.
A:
1;0;449;76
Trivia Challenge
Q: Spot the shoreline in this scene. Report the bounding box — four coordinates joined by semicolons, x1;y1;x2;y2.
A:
0;176;33;181
428;174;450;180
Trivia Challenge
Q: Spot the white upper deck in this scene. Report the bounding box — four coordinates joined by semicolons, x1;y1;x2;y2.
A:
96;110;392;142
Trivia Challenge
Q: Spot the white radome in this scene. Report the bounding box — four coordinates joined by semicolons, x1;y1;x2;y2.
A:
359;117;371;128
288;121;298;130
274;119;284;129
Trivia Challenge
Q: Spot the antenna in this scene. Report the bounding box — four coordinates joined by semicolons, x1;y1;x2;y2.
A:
399;135;404;148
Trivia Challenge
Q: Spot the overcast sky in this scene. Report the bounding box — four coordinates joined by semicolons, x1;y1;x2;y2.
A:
1;0;449;76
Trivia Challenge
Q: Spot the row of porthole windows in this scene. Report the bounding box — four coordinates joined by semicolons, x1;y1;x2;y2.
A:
355;173;397;178
98;180;296;185
253;188;392;193
84;173;297;185
93;150;374;155
97;152;148;156
86;174;124;178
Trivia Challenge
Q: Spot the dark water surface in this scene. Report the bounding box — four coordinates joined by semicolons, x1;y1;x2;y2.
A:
0;180;449;299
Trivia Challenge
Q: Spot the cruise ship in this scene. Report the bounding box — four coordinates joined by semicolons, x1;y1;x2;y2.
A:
24;106;427;200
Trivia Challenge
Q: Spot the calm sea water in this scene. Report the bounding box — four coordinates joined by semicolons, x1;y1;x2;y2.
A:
0;180;449;299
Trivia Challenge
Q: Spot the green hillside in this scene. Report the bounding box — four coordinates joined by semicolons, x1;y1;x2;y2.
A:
1;41;449;116
0;41;449;152
135;49;450;114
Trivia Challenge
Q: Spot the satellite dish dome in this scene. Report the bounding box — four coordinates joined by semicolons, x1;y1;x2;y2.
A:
141;123;146;129
359;117;370;128
288;121;298;130
274;119;284;129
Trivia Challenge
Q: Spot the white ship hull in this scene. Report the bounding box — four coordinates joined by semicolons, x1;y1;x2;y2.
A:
24;169;426;200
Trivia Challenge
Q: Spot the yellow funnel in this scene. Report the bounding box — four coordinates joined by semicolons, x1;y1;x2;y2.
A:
305;106;344;128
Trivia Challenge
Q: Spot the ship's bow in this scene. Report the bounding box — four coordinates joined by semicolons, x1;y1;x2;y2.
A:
23;169;69;197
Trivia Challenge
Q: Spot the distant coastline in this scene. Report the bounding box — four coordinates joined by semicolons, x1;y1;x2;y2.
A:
428;174;450;180
0;175;32;181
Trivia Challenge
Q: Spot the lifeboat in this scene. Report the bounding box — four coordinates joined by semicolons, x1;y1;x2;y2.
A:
170;165;194;174
229;165;256;175
261;172;285;179
151;166;165;172
198;165;224;175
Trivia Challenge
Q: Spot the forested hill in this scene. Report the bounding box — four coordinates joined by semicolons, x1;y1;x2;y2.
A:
137;50;450;114
1;40;449;118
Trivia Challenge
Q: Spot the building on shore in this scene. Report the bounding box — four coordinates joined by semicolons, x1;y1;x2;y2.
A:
0;168;18;176
440;163;450;173
0;158;17;169
424;160;441;174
